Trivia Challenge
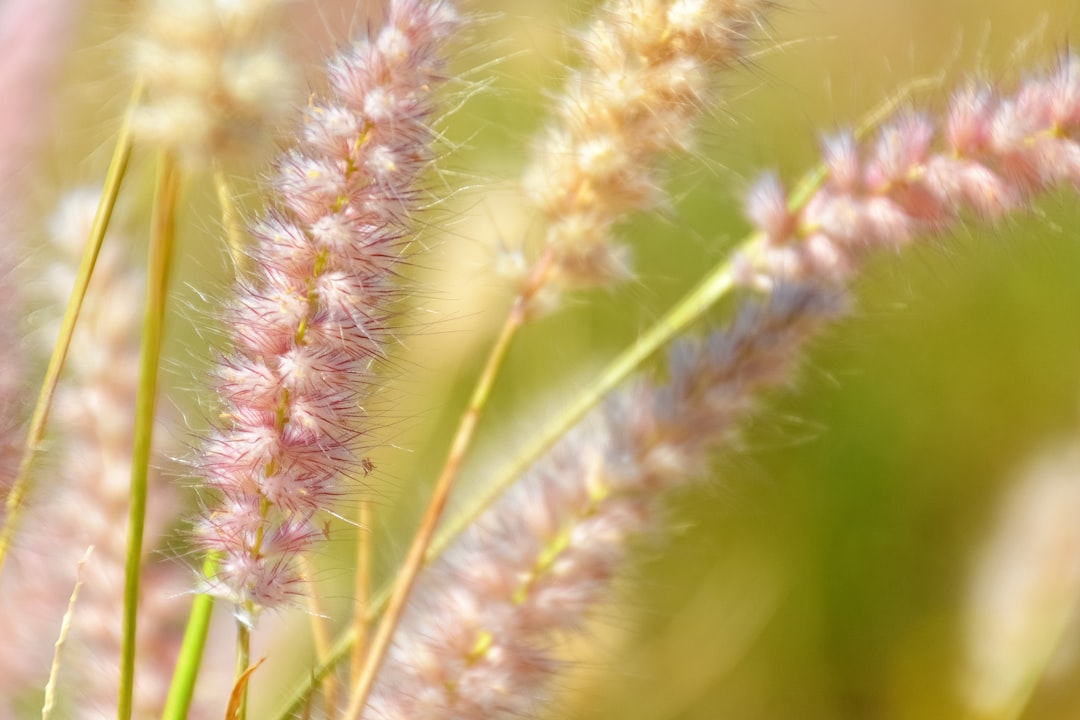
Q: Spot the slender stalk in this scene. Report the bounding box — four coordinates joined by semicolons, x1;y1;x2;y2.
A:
349;500;373;687
418;75;942;590
213;163;246;273
271;77;925;720
272;245;737;720
272;245;739;720
234;619;251;720
42;548;93;720
0;80;142;576
342;248;556;719
440;264;737;543
117;151;178;720
302;555;339;718
276;630;351;720
160;557;217;720
162;142;243;720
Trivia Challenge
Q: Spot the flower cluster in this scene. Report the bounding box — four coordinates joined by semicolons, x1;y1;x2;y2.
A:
737;55;1080;288
362;51;1080;720
132;0;294;167
523;0;767;291
194;0;460;616
2;1;1079;718
366;284;845;719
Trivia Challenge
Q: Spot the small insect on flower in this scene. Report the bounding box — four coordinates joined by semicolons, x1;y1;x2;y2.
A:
360;457;375;476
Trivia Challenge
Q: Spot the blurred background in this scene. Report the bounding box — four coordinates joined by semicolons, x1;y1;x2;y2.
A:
26;0;1080;718
416;2;1080;719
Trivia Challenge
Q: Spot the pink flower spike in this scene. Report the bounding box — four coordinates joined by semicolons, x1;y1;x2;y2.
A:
1031;136;1080;189
744;172;793;244
738;57;1080;289
946;84;995;155
364;285;845;720
923;156;1019;220
865;114;934;191
194;0;461;614
1047;54;1080;127
803;233;851;281
822;132;861;191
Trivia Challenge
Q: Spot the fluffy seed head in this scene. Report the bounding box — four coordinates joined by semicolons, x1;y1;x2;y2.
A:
736;56;1080;289
366;284;845;720
193;0;460;614
132;0;295;167
524;0;768;292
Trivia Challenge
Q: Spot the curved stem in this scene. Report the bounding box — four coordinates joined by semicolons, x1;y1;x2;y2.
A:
268;72;926;720
303;555;339;718
0;79;143;576
117;150;179;720
161;556;217;720
350;500;373;685
342;248;556;720
234;618;252;720
42;548;93;720
271;242;738;720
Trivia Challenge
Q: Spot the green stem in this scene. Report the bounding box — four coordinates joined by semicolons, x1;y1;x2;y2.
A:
0;79;143;577
342;249;556;720
235;617;252;720
431;259;738;572
270;249;741;720
117;151;178;720
160;556;217;720
266;72;927;720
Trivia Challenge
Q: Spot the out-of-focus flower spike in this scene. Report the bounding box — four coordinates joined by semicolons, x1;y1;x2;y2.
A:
0;0;80;488
864;114;935;196
365;284;846;720
0;189;218;718
132;0;295;168
745;172;793;244
738;55;1080;288
822;132;861;193
523;0;770;293
945;85;996;155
